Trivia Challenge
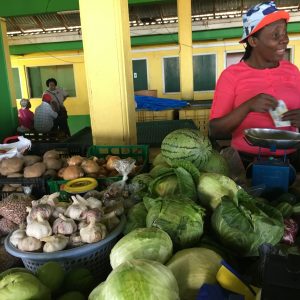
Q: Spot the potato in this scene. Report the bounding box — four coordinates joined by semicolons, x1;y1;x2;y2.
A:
44;169;57;178
23;155;42;166
0;157;24;176
44;158;63;170
2;185;17;192
43;150;60;160
24;162;46;178
59;166;84;180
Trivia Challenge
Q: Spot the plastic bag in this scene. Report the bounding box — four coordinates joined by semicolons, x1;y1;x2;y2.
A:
0;136;31;161
220;147;247;185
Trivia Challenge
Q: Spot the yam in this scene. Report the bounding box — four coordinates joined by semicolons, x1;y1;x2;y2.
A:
23;155;42;166
0;157;24;176
44;158;63;170
67;155;85;166
24;162;46;178
43;150;60;160
59;166;84;180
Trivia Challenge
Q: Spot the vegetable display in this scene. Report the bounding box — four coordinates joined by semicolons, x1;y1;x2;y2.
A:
211;189;284;256
161;128;213;169
110;227;173;269
89;259;180;300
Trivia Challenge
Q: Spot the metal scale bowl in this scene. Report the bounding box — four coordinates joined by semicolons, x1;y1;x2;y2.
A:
244;128;300;194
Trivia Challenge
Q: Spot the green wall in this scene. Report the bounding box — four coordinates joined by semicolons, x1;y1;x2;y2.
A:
68;115;91;135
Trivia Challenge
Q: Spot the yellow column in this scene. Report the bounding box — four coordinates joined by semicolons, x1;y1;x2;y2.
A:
177;0;193;100
79;0;136;145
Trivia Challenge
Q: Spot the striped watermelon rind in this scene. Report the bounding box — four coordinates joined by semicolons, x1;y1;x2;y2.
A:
161;129;212;169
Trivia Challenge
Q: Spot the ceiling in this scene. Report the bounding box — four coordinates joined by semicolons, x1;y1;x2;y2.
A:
5;0;300;38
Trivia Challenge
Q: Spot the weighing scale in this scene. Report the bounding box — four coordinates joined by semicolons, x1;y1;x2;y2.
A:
244;128;300;194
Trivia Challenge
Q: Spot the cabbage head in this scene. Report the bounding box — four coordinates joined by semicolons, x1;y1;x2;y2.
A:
144;196;205;249
211;189;284;256
88;259;180;300
200;150;230;176
110;227;173;269
197;172;239;210
123;202;147;235
0;272;51;300
167;247;222;300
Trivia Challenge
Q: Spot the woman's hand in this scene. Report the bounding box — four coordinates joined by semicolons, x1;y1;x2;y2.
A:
246;93;278;113
282;109;300;128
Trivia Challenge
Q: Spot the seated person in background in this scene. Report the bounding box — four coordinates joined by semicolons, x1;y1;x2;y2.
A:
209;1;300;169
34;93;58;133
17;98;34;133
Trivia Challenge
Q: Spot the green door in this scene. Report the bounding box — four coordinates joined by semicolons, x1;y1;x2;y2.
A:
132;59;148;91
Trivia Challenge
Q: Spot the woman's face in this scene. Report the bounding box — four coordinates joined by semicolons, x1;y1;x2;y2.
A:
48;81;56;91
252;19;289;63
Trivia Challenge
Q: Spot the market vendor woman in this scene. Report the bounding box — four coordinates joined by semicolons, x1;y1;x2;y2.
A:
209;1;300;169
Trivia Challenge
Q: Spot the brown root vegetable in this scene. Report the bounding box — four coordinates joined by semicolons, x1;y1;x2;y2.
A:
44;158;63;170
23;162;46;178
0;157;24;176
105;155;121;171
23;155;42;166
59;166;85;180
2;185;17;192
98;166;108;177
44;169;57;178
81;159;100;174
67;155;85;166
108;169;119;177
43;150;60;160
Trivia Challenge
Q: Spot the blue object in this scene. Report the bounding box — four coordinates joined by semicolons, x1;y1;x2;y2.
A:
197;284;244;300
251;158;295;193
135;95;188;111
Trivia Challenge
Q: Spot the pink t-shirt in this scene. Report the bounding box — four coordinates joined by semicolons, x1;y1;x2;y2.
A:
210;60;300;156
18;108;34;130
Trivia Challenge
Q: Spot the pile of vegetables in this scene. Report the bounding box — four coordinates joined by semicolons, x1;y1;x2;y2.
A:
9;189;125;252
0;262;95;300
0;149;144;192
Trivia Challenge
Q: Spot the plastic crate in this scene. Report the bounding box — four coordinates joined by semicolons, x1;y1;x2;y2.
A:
23;131;66;143
5;216;126;280
0;177;47;199
28;142;89;158
137;119;197;147
87;144;149;188
179;108;211;136
136;109;176;122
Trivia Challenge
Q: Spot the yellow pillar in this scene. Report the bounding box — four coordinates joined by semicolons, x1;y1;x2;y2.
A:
79;0;136;145
177;0;193;100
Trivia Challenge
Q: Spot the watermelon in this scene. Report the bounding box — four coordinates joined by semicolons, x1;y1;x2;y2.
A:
161;129;212;169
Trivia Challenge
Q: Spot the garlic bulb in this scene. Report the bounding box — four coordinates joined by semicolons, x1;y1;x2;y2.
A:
83;208;103;223
80;219;107;244
68;233;84;248
41;234;69;252
29;203;53;220
53;214;77;235
65;197;87;221
52;202;69;219
18;236;42;252
9;228;27;247
26;212;52;239
85;197;103;209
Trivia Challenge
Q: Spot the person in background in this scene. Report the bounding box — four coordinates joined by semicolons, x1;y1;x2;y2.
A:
17;98;34;133
43;77;71;136
209;1;300;169
34;93;58;133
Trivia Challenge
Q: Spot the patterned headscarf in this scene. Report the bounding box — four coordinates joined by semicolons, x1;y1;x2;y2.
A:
240;1;289;43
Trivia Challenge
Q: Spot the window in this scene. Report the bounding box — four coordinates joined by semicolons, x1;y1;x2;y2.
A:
27;65;76;98
163;56;180;93
193;54;216;91
12;68;22;99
